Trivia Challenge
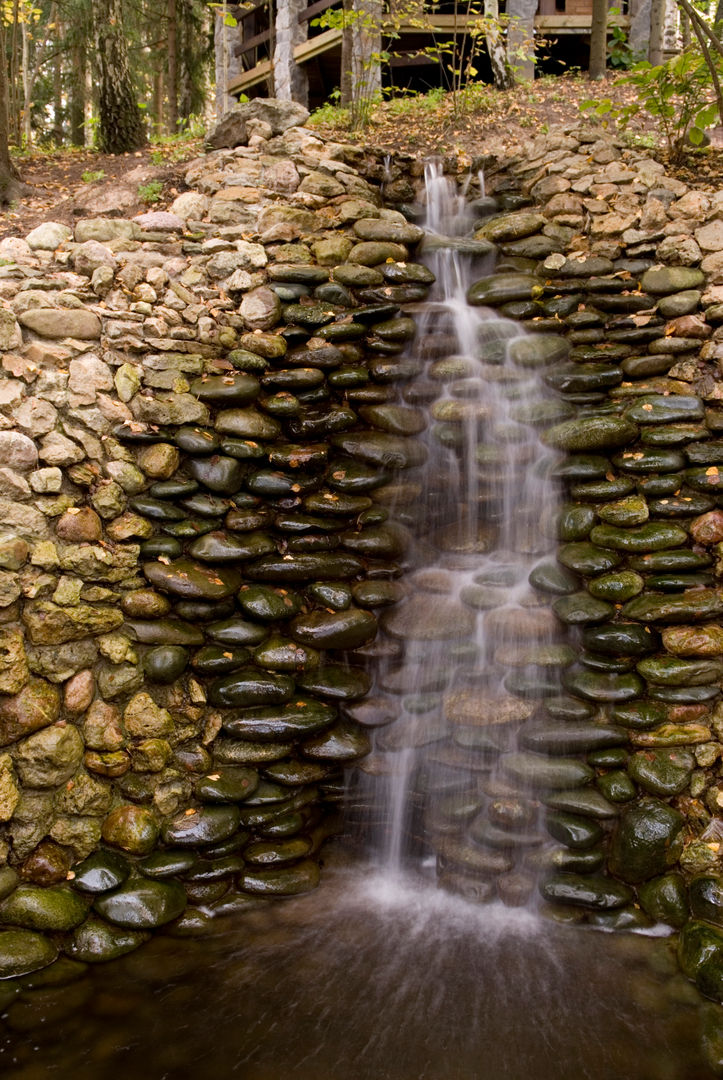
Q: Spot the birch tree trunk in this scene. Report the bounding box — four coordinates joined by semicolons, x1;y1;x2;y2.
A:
340;0;354;106
484;0;512;89
649;0;665;63
93;0;146;153
351;0;382;125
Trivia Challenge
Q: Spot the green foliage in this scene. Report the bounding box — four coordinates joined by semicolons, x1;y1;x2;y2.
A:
308;93;351;129
581;48;718;162
81;169;105;183
138;179;163;204
607;7;636;69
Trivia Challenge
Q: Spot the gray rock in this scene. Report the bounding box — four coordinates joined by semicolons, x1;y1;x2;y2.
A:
19;308;102;339
72;240;118;277
133;211;185;232
13;722;84;788
0;432;38;471
26;222;72;251
75;219;139;243
206;99;309;149
0;309;22;350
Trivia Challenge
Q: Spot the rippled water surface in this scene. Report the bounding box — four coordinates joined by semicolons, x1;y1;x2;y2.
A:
1;854;717;1080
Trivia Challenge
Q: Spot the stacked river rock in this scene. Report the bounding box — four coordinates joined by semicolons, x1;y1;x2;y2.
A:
0;104;723;1008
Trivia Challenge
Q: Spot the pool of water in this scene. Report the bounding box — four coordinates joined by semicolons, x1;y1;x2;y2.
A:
1;847;719;1080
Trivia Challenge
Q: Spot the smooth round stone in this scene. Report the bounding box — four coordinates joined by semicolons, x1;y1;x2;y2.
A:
638;873;688;928
613;448;687;474
330;432;426;469
545;363;623;395
218;440;266;462
610;798;685;883
686;466;723;493
570;478;636;501
175;600;235;623
529;562;579;595
687;441;723;465
502;752;594;790
215;408;281;441
143;646;188;685
636;474;683;497
302;718;371;761
582;623;659;656
190;373;260;404
549;848;605;874
543;416;638;452
174;426;220;454
187;531;276;563
203;620;267;648
0;929;58;978
238;860;320;896
564;667;644;702
176;494;227;519
689;876;723;928
190;646;250;675
623;590;723;624
226;507;273;533
629;549;712;572
638;656;723;686
208;668;294;708
596;770;636;803
521;723;627;754
290;608;377;650
93;880;186;930
546;811;603;850
468;273;539;306
597;495;649;527
187;456;245;495
69;917;149;962
679;920;723;1001
508;334;570;369
143;558;241;600
121;589;172;619
72;852;131;895
235;584;301;622
552;592;614;625
357;404;426;437
648;495;715;518
544;788;618;819
263;760;330;785
214;738;292;765
590;523;688;553
579;651;635;673
540;873;633;910
546;696;594;721
161;806;241;847
139;538;183;560
641;266;705;294
129;496;185;522
588;570;644;602
223;698;337;741
253;635;319;671
647;684;720;704
381;261;434;284
557;505;596;541
662;625;723;657
558;543;622;575
625;394;704;424
553;456;609;481
138;852;197;878
0;886;87;932
468;820;542;850
352;580;404;607
628;748;695;796
195;767;259;803
246;552;363;582
243;837;313;867
612;700;667;729
384;595;475;641
296;665;371;701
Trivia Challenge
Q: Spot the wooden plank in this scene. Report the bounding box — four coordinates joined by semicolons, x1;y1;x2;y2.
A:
299;0;338;23
238;28;271;56
229;26;342;92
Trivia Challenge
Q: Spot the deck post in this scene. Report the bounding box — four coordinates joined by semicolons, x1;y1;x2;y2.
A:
274;0;310;104
507;0;538;80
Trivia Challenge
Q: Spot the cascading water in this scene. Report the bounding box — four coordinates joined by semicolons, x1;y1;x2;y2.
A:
354;162;572;904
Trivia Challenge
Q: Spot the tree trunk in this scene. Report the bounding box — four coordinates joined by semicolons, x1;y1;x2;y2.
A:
350;0;382;126
0;21;24;203
21;18;31;147
167;0;178;135
154;67;165;136
506;0;537;82
69;43;86;146
649;0;665;63
484;0;512;89
340;0;353;106
589;0;608;78
9;0;20;145
93;0;146;153
53;24;63;144
716;0;723;29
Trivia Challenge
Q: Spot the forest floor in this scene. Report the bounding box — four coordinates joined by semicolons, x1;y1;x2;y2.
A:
3;70;723;241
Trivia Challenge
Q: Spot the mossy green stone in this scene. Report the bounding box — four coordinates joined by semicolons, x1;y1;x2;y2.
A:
195;767;259;803
188;531;276;562
557;505;596;541
597;496;649;527
550;848;605;873
543;416;638;452
590;523;688;553
69;917;149;962
290;608;377;650
609;797;685;883
508;334;570;368
641;266;705;294
238;860;320;896
529;561;579;595
190;646;250;675
223;697;337;741
237;584;302;622
94;880;186;930
351;580;403;607
612;700;667;728
0;886;88;932
143;558;241;601
629;549;712;572
0;930;57;978
246;552;363;582
679;921;723;1002
206;619;269;647
143;645;189;684
545;363;623;395
467;273;541;306
564;667;643;702
570;478;636;501
243;837;313;866
137;852;197;878
623;589;723;624
540;873;633;909
73;852;131;894
588;570;644;602
162;806;241;847
543;787;618;818
253;634;319;672
207;668;294;708
628;748;694;796
625;394;704;424
596;770;636;802
296;665;371;700
637;655;723;685
546;811;603;849
522;722;626;755
552;592;614;625
502;752;594;789
558;543;622;575
612;448;686;473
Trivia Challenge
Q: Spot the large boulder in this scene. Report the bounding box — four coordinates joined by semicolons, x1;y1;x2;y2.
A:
206;98;310;149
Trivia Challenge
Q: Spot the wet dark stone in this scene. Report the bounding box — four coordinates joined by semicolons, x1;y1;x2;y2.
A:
558;542;622;575
296;665;371;700
238;860;320;896
552;592;614;625
224;698;337;741
648;495;715;518
287;404;357;439
290;608;377;650
302;718;371;761
563;667;643;702
502;752;594;789
608;797;686;885
208;668;294;708
612;448;687;473
188;530;276;562
140;537;183;560
71;851;130;894
590;523;688;553
545;364;623;394
138;852;197;878
581;623;659;656
587;570;644;602
625;395;705;424
546;811;603;849
622;590;723;624
195;767;259;803
68;918;149;963
679;921;723;1001
143;645;189;684
269;264;329;284
150;479;199;499
467;273;540;306
543;416;638;452
0;885;88;931
540;874;633;910
596;769;636;803
237;584;302;622
529;562;579;595
127;618;204;646
190;373;260;404
245;552;363;582
219;439;266;460
637;655;723;686
557;505;596;541
161;806;241;847
94;880;186;929
551;848;605;873
521;723;627;754
188;456;246;495
569;478;636;501
628;748;695;795
190;645;251;675
544;788;618;819
129;496;185;522
553;456;609;480
180;493;231;518
174;599;235;623
174;426;221;455
113;423;172;444
143;559;241;600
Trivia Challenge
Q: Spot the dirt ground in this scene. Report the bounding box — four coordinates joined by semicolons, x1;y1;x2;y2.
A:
3;72;723;241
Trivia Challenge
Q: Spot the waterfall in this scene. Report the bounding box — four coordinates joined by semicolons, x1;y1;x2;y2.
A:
355;162;568;905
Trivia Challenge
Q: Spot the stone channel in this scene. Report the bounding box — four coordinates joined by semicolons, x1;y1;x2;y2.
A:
0;100;723;1018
